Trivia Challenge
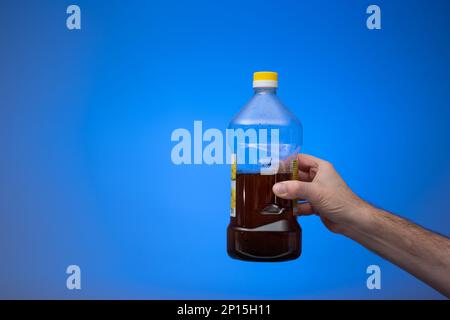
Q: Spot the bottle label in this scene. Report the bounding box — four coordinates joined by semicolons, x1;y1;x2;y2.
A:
292;158;298;215
230;154;236;217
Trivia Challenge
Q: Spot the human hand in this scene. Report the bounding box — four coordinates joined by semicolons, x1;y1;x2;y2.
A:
273;154;371;234
272;155;450;297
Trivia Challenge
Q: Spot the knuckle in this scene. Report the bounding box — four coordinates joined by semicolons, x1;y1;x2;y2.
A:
322;160;334;170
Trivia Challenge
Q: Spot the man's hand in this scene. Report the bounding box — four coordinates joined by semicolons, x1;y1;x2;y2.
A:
273;153;450;298
273;154;370;234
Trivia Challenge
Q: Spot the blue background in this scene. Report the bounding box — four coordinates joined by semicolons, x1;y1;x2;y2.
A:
1;0;449;299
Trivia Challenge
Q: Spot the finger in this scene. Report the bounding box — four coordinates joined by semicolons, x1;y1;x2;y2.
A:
297;169;312;182
272;180;317;200
297;154;320;171
296;202;315;216
298;153;328;171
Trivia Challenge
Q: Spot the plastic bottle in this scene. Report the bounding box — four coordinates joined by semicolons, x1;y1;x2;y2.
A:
227;71;303;262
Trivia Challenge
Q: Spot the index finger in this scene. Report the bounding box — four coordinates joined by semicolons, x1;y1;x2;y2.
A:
298;153;326;171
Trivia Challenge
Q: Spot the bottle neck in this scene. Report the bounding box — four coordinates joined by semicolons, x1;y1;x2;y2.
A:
253;87;277;95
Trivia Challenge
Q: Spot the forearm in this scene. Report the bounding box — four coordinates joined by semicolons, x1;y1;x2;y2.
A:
342;205;450;297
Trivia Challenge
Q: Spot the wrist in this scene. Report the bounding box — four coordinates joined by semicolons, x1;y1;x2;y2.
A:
340;200;376;237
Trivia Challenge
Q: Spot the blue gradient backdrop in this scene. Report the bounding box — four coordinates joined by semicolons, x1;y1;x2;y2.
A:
0;0;449;299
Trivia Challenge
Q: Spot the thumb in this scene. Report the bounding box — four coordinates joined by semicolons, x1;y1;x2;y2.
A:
272;180;317;201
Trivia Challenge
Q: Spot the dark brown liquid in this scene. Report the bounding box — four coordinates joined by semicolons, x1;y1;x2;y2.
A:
227;173;301;262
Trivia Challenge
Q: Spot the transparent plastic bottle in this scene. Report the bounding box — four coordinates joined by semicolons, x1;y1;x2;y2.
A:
227;71;303;262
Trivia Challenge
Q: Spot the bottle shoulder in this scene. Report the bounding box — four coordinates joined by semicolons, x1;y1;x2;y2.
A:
230;94;302;128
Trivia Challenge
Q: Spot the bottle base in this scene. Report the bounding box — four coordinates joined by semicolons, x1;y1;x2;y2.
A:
227;226;302;262
227;250;301;262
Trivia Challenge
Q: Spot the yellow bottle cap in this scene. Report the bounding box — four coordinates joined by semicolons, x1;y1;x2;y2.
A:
253;71;278;88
